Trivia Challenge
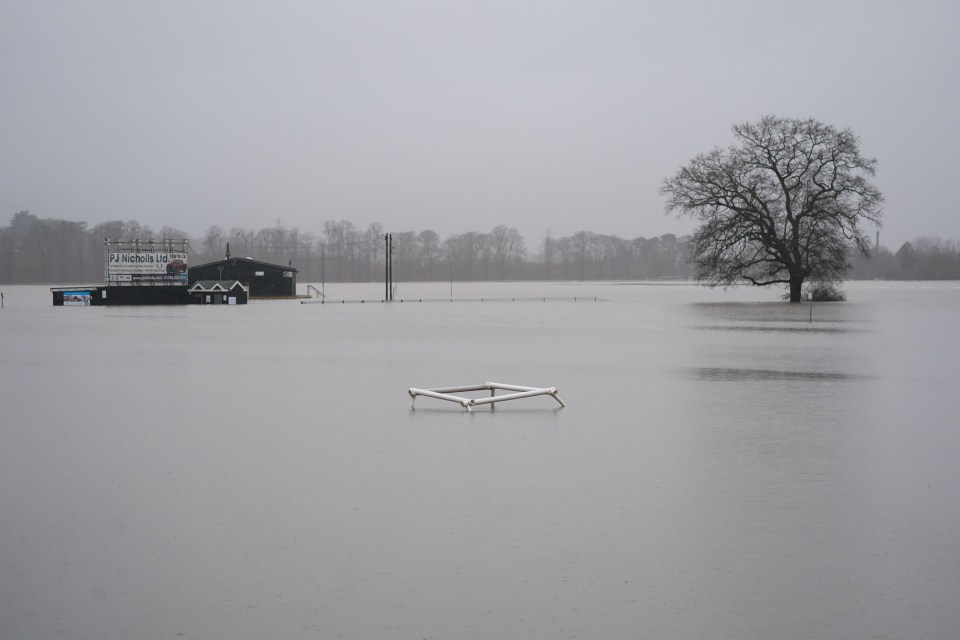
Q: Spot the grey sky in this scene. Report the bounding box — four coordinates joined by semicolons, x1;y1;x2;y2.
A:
2;0;958;249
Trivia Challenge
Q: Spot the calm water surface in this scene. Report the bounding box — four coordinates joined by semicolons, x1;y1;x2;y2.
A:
1;281;958;639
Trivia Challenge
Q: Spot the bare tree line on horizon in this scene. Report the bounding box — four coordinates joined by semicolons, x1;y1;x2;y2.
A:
1;210;958;284
0;211;692;284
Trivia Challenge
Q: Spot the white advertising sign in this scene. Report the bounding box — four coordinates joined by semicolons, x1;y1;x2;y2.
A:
107;251;188;284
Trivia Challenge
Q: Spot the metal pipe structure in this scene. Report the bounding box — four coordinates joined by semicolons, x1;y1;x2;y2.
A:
408;382;566;412
407;387;473;410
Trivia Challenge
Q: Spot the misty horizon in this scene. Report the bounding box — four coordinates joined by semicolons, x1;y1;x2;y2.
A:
3;210;957;285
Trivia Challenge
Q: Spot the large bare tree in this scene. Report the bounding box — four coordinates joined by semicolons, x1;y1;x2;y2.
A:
661;116;883;301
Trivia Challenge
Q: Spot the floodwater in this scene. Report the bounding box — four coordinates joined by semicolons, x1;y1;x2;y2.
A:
1;280;958;640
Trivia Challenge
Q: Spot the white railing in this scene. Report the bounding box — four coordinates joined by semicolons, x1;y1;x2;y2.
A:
408;382;566;412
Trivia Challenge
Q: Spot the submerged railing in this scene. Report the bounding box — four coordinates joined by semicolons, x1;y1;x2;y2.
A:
408;382;566;412
302;296;601;304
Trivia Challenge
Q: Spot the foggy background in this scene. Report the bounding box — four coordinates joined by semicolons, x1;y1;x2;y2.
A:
2;0;958;248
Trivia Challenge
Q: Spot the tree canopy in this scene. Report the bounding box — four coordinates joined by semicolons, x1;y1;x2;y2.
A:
661;116;883;301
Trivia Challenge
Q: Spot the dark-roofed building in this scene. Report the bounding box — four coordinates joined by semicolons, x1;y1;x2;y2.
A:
188;257;298;298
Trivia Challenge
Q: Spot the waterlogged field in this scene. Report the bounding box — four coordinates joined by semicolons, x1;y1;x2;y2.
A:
1;280;958;639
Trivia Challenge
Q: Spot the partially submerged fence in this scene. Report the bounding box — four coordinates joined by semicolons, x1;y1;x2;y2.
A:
301;296;602;304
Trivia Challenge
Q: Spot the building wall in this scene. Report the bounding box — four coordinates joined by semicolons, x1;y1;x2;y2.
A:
53;286;190;306
188;259;296;297
104;286;191;305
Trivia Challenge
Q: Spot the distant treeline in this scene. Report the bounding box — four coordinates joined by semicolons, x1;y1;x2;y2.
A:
848;237;960;280
1;211;958;284
0;211;691;283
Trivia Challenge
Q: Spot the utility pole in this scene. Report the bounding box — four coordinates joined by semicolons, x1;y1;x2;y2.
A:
384;233;393;301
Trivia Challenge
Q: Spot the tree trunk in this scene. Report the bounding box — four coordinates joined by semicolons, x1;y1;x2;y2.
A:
789;277;804;303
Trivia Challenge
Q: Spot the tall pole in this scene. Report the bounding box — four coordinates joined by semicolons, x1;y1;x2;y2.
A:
385;233;394;301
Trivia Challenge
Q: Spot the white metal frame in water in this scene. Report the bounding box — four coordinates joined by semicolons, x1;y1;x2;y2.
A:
408;382;566;412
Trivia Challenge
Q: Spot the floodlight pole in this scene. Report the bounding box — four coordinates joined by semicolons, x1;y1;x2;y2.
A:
384;233;394;301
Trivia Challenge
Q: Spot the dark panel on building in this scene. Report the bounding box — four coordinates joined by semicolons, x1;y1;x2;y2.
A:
102;286;190;305
188;257;298;297
52;286;190;305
